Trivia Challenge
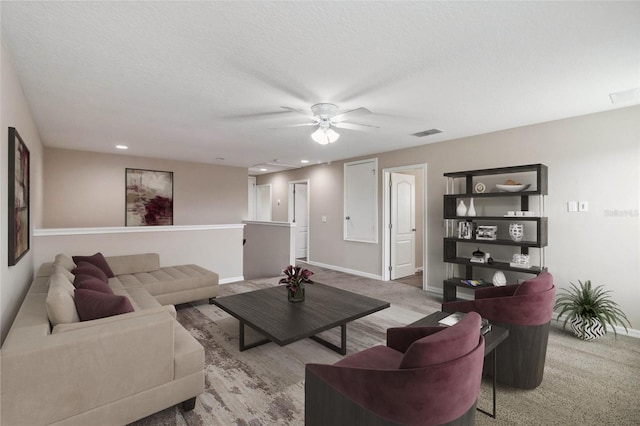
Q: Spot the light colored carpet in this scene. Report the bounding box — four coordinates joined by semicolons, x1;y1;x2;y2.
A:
130;265;640;425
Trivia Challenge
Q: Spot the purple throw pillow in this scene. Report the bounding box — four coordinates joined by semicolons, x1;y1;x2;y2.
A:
72;253;115;278
74;275;114;294
74;289;134;321
72;262;109;283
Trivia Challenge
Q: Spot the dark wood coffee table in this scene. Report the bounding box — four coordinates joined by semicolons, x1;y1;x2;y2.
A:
408;311;509;419
211;283;390;355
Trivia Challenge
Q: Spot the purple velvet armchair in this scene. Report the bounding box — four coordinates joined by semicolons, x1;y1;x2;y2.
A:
305;312;485;426
442;271;555;389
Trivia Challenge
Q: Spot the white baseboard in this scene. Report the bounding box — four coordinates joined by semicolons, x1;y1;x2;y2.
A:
220;276;244;284
305;260;383;281
552;312;640;339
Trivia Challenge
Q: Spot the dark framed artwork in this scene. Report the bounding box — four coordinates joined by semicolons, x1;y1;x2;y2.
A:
125;168;174;226
8;127;30;266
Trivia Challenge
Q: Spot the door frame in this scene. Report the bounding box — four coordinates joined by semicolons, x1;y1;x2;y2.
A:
382;163;428;289
288;179;311;261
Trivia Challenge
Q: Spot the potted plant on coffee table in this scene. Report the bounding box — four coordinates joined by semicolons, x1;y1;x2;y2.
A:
279;265;313;303
554;280;631;341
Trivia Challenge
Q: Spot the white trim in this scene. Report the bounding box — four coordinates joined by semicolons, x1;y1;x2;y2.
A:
220;276;244;285
306;260;383;281
382;163;428;290
34;224;244;237
242;220;293;227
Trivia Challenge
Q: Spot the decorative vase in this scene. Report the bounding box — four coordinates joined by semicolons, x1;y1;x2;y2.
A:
492;271;506;286
508;223;524;242
287;285;305;303
570;315;605;341
456;200;467;216
468;198;476;216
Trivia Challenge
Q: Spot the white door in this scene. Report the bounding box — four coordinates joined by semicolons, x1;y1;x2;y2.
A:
391;173;415;279
292;183;308;259
248;177;256;220
256;184;272;221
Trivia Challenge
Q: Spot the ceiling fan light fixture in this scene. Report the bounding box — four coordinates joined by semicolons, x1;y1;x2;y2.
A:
311;127;339;145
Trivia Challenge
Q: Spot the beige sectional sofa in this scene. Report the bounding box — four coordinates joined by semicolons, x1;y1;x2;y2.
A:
0;253;219;426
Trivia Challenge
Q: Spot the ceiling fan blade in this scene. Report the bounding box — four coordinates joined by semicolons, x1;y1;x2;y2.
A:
332;107;372;122
271;122;318;128
280;106;316;120
333;122;379;131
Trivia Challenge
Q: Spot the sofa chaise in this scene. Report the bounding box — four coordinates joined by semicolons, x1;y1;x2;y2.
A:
0;252;219;425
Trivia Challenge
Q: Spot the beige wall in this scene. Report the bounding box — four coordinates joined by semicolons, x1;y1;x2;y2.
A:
258;106;640;330
243;221;294;280
1;44;45;343
33;225;244;282
43;148;248;227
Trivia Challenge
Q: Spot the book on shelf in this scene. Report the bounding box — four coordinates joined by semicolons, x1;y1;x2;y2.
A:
460;278;488;287
438;312;492;335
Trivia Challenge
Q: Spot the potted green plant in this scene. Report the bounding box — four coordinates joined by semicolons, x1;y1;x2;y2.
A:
554;280;631;340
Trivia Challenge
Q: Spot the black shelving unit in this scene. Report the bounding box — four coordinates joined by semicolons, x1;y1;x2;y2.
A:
443;164;548;302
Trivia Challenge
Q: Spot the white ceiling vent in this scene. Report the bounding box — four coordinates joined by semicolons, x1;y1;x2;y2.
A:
412;128;442;137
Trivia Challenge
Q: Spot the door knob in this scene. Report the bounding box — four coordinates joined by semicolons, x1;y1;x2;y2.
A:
345;216;351;220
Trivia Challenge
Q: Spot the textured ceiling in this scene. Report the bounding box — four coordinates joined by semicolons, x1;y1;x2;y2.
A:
2;1;639;174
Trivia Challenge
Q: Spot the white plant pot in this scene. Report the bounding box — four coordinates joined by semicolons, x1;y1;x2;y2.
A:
570;314;605;341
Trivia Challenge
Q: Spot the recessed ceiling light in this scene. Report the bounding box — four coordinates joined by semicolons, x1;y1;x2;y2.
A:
301;160;309;164
215;157;225;161
115;145;128;150
259;168;267;172
609;88;640;104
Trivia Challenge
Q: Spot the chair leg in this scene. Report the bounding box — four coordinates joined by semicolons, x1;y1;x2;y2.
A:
182;397;196;411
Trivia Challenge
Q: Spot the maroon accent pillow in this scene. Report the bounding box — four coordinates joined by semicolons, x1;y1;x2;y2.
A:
74;276;113;294
72;262;108;283
74;289;134;321
72;253;115;278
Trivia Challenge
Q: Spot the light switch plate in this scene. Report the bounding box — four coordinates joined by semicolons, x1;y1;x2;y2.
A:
579;201;588;212
567;201;578;212
321;216;327;223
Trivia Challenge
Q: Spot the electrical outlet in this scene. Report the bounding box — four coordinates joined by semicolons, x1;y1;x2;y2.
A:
579;201;588;212
567;201;578;212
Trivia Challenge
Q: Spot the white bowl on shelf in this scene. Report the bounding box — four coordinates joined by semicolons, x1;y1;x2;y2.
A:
496;183;531;192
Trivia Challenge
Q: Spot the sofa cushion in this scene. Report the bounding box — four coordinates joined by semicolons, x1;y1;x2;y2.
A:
54;254;76;272
72;252;115;278
118;265;217;295
53;264;75;282
74;276;114;294
74;289;134;321
514;272;554;296
73;262;109;283
106;253;160;276
113;287;162;311
46;272;80;326
399;312;481;369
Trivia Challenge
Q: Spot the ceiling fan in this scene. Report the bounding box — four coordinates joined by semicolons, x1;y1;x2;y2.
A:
278;103;378;145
